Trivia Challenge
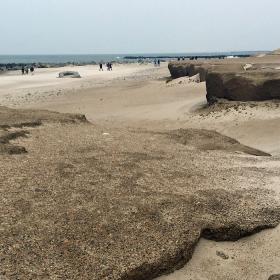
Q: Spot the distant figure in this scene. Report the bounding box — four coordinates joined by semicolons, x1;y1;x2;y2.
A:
154;59;157;67
99;63;103;71
106;63;110;71
21;66;25;75
157;59;160;67
109;63;113;71
182;57;185;61
30;66;35;75
177;57;180;61
25;67;29;75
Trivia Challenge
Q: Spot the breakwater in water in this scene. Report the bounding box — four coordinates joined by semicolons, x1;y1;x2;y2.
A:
124;54;252;60
0;61;97;72
0;51;265;72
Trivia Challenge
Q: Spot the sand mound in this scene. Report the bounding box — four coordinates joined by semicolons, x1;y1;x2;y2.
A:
167;74;200;87
167;76;191;86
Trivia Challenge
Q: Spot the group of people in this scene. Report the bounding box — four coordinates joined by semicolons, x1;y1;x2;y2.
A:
21;65;35;75
99;62;113;71
154;59;161;67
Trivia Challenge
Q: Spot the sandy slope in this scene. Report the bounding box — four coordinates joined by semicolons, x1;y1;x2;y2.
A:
0;63;158;107
0;63;279;279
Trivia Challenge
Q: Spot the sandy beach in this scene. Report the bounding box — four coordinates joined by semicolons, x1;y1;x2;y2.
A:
2;0;280;278
0;61;280;279
0;63;160;107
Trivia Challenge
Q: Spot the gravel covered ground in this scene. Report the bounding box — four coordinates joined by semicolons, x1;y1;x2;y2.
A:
0;107;279;279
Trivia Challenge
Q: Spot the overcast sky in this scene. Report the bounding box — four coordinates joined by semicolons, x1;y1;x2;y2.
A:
1;0;279;54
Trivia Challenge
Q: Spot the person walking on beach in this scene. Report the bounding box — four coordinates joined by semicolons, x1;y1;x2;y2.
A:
99;63;103;71
25;67;29;75
157;59;161;67
30;66;35;75
154;59;157;67
109;63;113;71
21;66;25;75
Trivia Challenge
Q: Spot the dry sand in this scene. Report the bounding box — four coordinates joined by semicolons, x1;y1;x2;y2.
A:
0;62;279;279
0;63;159;107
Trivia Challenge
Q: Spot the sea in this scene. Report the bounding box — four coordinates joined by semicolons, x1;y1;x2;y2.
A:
0;51;264;64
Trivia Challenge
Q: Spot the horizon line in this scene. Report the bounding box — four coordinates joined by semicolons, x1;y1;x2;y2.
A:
0;50;270;56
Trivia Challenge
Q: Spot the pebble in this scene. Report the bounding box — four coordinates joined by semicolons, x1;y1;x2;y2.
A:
216;250;229;260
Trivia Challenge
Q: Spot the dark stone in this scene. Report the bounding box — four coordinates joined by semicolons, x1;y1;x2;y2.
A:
58;71;81;78
216;251;229;260
168;61;280;102
268;275;280;280
206;71;280;102
168;62;210;82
